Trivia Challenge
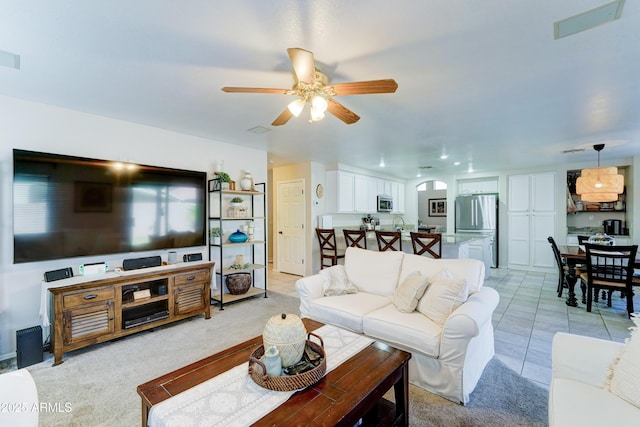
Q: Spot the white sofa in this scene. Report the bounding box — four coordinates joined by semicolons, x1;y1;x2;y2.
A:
295;247;499;404
550;332;640;426
0;368;39;426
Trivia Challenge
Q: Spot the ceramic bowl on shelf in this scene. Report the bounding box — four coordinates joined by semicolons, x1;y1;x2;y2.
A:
228;229;248;243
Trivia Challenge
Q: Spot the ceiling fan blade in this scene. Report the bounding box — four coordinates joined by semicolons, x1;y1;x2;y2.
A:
328;79;398;96
271;108;294;126
327;99;360;125
287;48;316;84
221;87;288;94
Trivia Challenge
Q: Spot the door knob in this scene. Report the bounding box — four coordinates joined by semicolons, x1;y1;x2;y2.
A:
278;231;283;234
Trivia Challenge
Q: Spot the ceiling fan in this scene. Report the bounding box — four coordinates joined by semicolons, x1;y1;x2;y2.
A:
221;48;398;126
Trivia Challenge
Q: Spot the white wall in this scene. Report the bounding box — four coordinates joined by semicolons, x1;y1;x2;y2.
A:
0;95;267;359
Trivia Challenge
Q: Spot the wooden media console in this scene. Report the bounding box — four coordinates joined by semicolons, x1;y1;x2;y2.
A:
47;261;214;365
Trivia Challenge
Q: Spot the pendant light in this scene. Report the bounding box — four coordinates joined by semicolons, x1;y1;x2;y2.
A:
576;144;624;202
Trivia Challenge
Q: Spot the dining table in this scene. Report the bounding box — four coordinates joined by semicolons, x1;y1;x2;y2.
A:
558;245;640;307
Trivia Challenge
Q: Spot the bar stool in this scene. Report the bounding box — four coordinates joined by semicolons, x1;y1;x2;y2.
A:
375;230;402;252
315;228;345;269
343;229;367;249
410;232;442;258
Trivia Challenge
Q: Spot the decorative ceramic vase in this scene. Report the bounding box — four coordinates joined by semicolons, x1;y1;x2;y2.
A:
263;346;282;376
240;171;254;191
262;313;307;367
228;229;248;243
212;236;221;245
226;273;251;294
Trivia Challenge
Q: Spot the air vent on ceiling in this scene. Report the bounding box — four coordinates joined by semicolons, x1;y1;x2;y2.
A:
247;126;271;134
562;148;586;154
419;165;433;169
554;0;625;40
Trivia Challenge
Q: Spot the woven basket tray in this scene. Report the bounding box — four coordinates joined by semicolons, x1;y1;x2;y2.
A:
248;332;325;391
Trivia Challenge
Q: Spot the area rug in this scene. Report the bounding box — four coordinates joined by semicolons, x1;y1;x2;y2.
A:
26;291;548;426
406;357;548;426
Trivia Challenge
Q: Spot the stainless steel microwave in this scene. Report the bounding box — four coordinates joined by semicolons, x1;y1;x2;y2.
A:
377;195;393;212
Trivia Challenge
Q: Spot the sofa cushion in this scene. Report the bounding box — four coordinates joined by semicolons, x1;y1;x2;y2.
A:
308;293;392;333
417;270;469;326
320;265;358;296
393;271;429;313
344;247;404;297
608;315;640;408
363;304;442;357
551;378;640;426
399;254;485;293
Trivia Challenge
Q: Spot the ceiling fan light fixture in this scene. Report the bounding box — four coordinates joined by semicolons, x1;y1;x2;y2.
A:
576;144;624;202
311;95;328;113
287;98;305;117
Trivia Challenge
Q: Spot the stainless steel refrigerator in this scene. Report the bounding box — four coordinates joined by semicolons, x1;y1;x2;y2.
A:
455;194;498;267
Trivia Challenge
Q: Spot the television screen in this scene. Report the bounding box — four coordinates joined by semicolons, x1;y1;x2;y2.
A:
13;149;206;263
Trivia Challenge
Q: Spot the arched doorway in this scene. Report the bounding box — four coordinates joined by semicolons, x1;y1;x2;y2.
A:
416;180;447;233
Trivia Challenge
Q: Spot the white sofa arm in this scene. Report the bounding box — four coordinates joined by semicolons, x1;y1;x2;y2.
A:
295;274;324;318
440;287;499;363
552;332;624;388
0;369;39;426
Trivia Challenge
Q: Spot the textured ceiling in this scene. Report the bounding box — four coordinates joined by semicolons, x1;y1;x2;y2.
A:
1;1;639;178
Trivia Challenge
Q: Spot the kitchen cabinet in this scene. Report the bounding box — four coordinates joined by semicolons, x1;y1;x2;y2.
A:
327;170;405;214
458;178;499;195
507;173;555;270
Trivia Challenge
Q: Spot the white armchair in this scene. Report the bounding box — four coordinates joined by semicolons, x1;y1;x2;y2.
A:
550;332;639;426
0;369;39;426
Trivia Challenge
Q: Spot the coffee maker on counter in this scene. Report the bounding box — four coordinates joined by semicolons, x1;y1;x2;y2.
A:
603;219;623;235
361;214;380;230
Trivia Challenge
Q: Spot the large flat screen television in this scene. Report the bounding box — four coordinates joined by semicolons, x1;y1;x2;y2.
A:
13;149;206;263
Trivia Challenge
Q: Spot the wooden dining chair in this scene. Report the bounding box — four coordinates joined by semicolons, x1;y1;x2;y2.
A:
410;232;441;258
375;230;402;252
548;236;571;298
315;228;345;269
580;243;638;317
343;229;367;249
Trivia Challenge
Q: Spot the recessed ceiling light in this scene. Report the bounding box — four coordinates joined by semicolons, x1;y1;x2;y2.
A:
248;126;270;134
454;161;461;166
554;0;625;40
379;159;385;168
0;49;20;70
440;154;448;160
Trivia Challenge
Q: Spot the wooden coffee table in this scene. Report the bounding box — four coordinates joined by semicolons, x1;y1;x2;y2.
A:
137;318;411;426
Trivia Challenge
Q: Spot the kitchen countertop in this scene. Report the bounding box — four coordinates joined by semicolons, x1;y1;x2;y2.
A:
334;227;487;246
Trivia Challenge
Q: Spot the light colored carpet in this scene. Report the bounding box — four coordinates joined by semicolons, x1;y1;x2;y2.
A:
27;291;548;426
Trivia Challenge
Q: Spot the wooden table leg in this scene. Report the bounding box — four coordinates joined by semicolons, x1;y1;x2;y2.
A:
565;260;579;307
393;362;409;427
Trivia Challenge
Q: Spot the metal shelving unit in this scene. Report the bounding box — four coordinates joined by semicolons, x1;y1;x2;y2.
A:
208;181;267;309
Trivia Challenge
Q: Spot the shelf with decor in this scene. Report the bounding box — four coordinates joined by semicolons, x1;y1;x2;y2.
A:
208;180;267;310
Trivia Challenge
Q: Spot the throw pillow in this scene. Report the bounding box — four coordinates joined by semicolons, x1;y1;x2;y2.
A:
608;314;640;408
320;265;358;297
393;271;430;313
416;269;469;326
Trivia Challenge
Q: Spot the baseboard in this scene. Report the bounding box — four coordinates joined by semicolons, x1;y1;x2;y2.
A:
0;351;17;362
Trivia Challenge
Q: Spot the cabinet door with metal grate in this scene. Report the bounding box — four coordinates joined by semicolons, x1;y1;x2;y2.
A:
63;301;115;345
174;282;206;315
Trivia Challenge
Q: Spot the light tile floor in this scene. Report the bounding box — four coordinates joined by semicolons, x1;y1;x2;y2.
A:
267;265;638;390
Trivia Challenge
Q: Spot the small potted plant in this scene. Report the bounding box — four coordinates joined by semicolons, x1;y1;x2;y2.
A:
217;172;231;190
230;196;244;207
210;227;221;245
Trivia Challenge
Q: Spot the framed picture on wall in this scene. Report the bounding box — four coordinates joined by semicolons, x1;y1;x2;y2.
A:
428;198;447;217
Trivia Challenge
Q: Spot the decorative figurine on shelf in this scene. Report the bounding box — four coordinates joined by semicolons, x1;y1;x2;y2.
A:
240;170;255;191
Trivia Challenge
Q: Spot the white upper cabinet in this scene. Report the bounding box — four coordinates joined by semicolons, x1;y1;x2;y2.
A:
508;174;531;212
326;170;405;214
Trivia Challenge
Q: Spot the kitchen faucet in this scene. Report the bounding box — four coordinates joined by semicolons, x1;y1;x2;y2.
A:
392;215;405;231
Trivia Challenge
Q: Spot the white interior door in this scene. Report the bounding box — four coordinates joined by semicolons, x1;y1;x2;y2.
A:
277;179;305;276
